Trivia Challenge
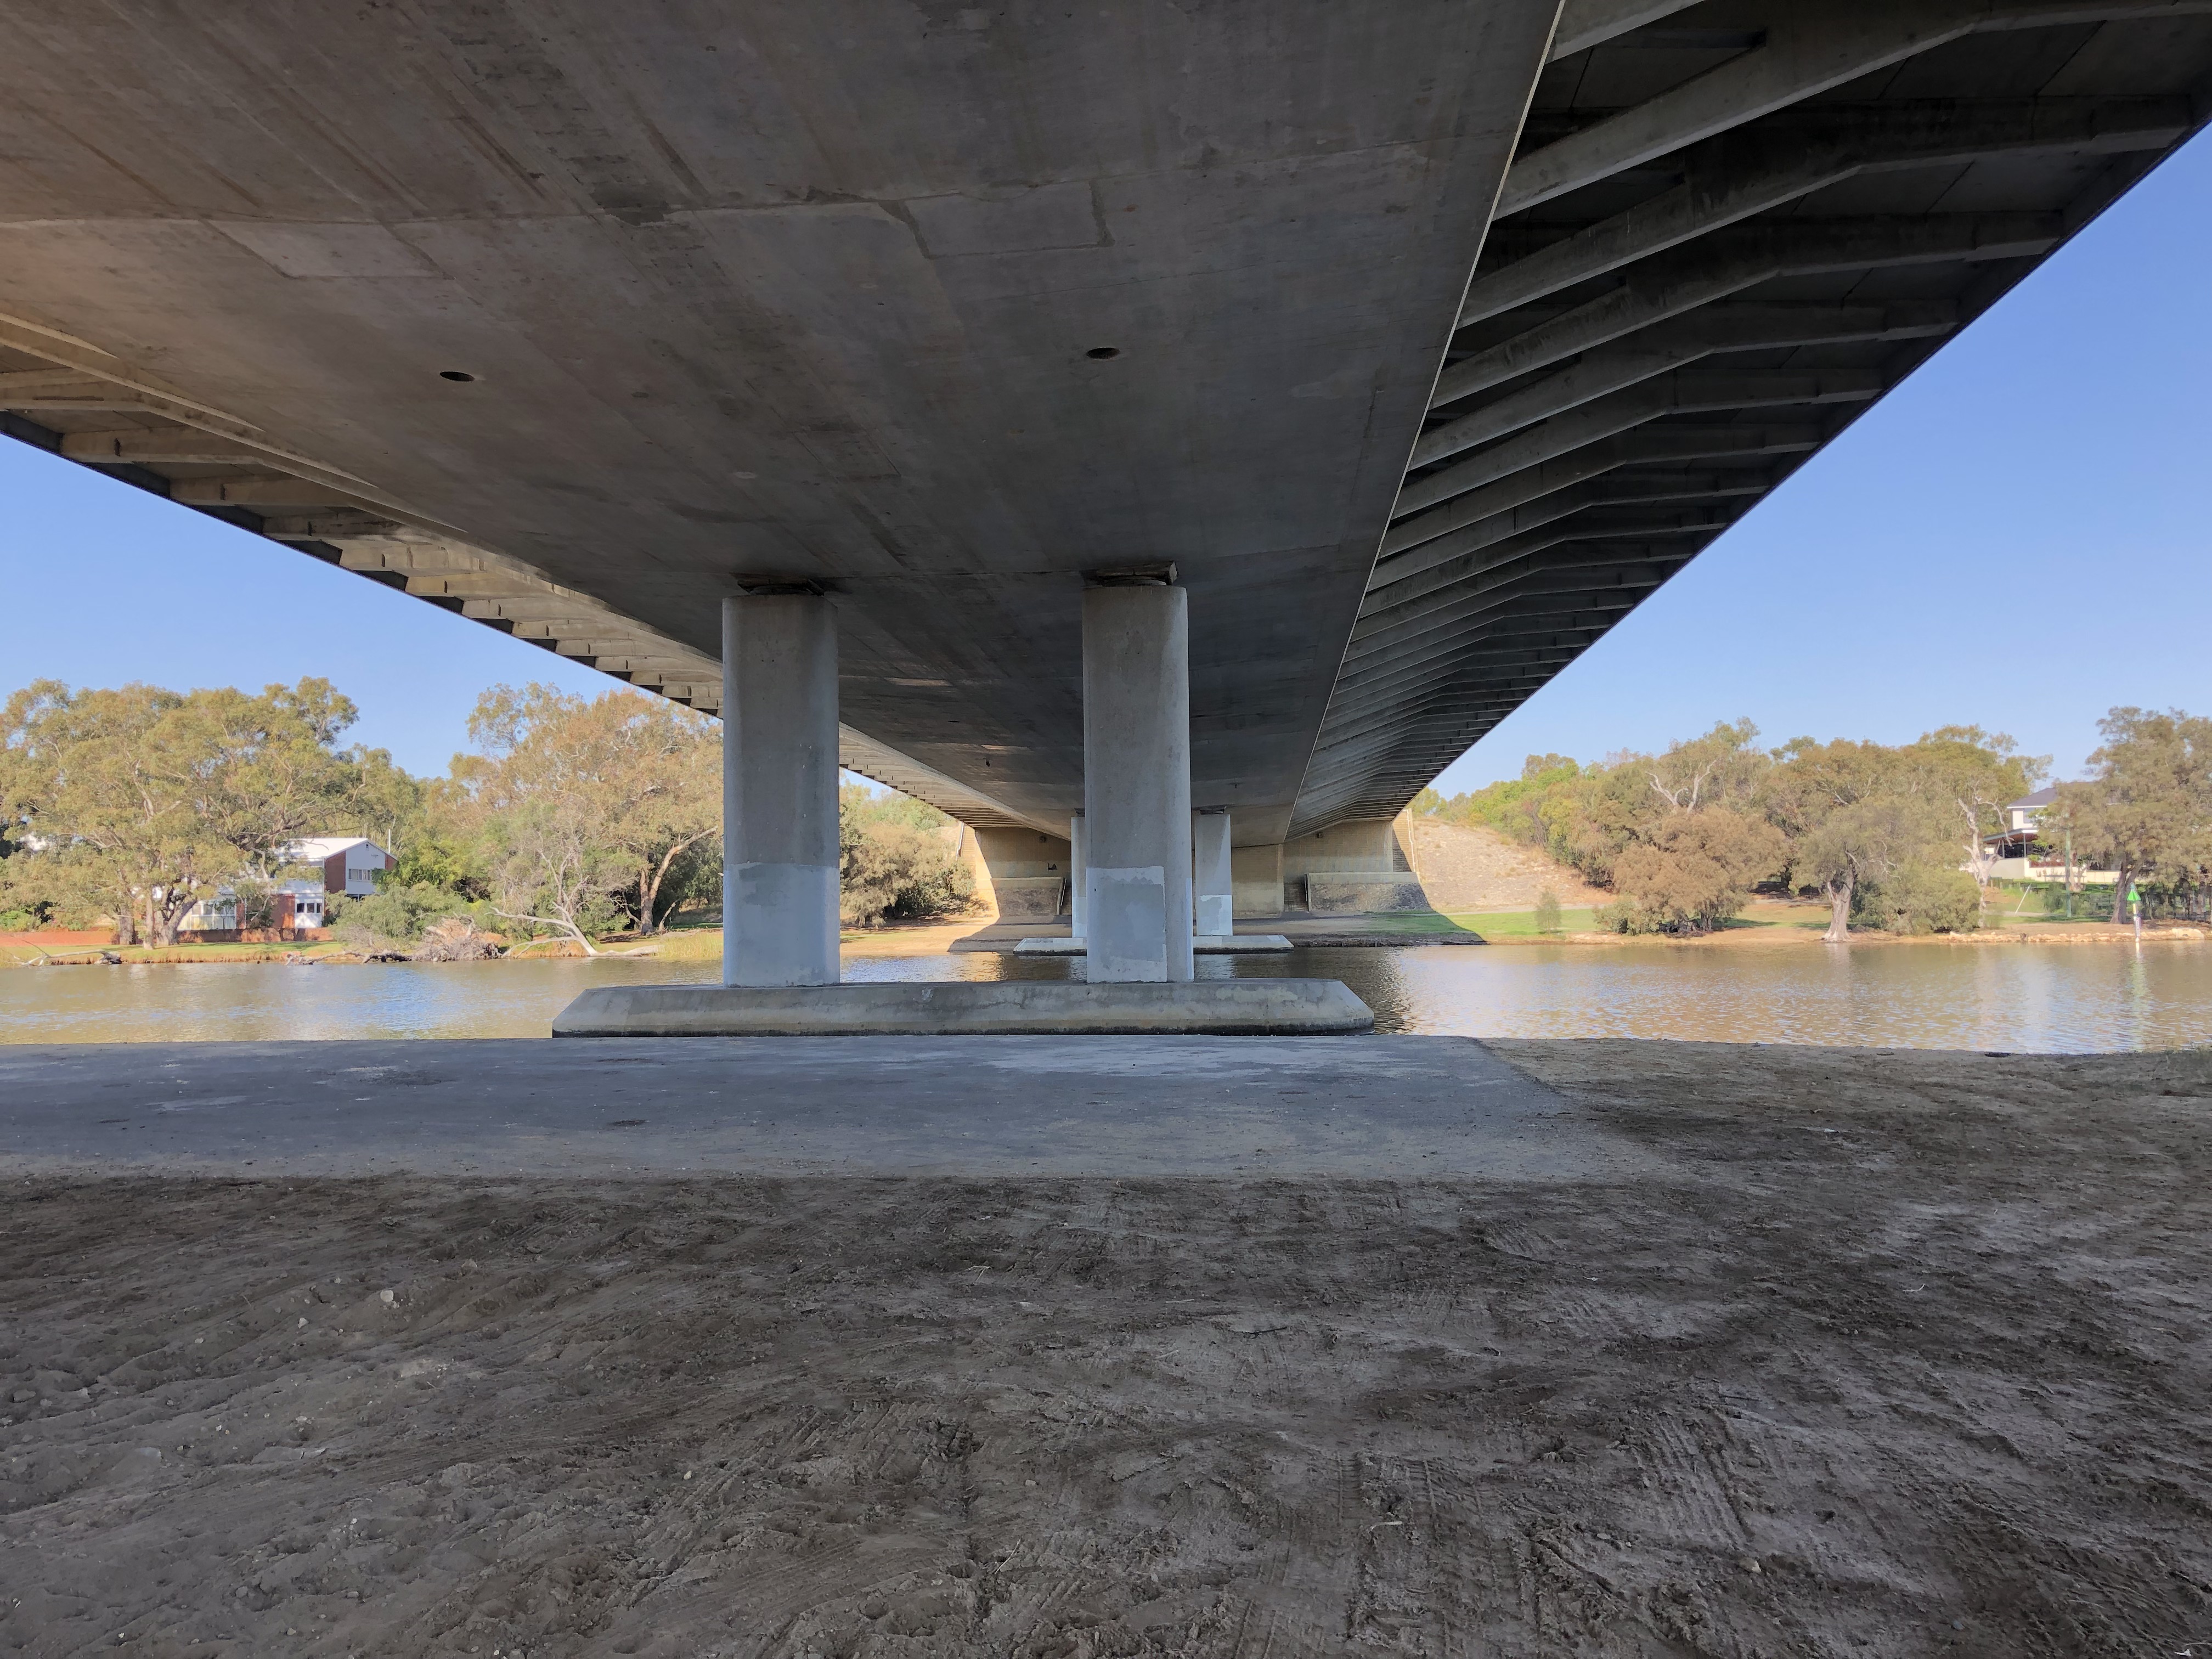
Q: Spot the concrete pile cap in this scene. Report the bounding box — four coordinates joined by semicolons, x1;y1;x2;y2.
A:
552;979;1373;1037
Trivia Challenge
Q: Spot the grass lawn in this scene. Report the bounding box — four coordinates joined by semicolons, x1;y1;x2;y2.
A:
1443;900;1837;939
1321;911;1485;936
1441;907;1602;938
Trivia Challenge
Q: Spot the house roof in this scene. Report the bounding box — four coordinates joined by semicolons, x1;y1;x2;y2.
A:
290;836;390;861
2009;788;2061;811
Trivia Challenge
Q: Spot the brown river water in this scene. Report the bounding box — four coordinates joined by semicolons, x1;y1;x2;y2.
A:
3;940;2207;1049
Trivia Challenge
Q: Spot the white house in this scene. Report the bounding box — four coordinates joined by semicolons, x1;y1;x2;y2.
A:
177;880;332;935
1979;786;2117;886
178;892;238;934
287;836;396;897
278;880;329;928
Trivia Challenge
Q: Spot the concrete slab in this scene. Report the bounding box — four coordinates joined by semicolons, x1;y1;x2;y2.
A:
0;1036;1649;1180
551;978;1369;1037
1012;934;1293;956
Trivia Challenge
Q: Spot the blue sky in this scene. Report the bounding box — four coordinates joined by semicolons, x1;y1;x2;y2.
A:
1431;129;2212;793
2;132;2205;787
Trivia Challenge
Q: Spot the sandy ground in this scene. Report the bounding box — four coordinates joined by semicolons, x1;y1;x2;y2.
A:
3;1041;2210;1657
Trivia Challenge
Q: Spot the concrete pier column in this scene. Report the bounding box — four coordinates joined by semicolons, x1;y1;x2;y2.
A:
721;594;839;987
1069;810;1087;938
1194;809;1233;938
1081;582;1193;981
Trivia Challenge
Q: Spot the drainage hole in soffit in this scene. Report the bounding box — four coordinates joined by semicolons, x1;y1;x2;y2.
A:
1085;346;1120;359
438;370;477;382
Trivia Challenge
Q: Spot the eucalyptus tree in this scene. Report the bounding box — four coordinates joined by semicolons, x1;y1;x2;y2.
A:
2057;708;2212;922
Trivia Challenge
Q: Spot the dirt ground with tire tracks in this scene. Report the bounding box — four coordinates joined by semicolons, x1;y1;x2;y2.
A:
2;1040;2208;1657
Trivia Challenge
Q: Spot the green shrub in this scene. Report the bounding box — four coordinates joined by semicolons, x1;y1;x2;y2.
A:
1533;889;1562;934
840;821;975;928
1599;808;1788;935
1855;864;1982;934
332;883;487;946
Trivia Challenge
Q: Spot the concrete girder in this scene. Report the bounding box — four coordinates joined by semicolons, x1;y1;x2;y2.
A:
1307;652;1602;763
538;641;691;662
505;618;658;642
1499;1;2212;215
0;369;94;392
1549;0;1706;59
1314;708;1566;772
1394;369;1880;517
170;475;374;510
1325;662;1579;727
1352;511;1730;641
1298;692;1552;780
837;726;1054;836
1327;650;1593;716
1;394;166;415
263;514;408;541
1335;548;1700;682
1341;572;1686;691
1380;421;1822;558
1437;213;2058;404
1313;707;1589;781
1308;707;1548;782
1309;736;1520;795
506;628;668;654
1333;597;1671;712
1363;471;1770;606
457;599;655;628
59;429;275;465
400;572;600;602
573;658;719;676
1411;301;1955;469
1328;616;1650;724
1464;97;2193;323
1313;721;1544;785
335;545;512;574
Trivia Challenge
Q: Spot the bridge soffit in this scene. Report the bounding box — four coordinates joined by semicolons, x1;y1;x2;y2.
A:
1288;0;2212;836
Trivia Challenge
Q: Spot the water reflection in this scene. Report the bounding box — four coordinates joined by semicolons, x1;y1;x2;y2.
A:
1;941;2207;1051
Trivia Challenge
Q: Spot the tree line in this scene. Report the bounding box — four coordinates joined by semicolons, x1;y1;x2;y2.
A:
1415;708;2211;937
0;679;974;949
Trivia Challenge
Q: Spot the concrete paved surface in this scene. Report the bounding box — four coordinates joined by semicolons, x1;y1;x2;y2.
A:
2;1043;2205;1657
550;978;1369;1035
0;1036;1652;1181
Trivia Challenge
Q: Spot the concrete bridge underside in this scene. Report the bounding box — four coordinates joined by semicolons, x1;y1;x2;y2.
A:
3;0;2208;851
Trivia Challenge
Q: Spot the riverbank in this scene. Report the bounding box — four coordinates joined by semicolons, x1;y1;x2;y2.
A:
13;904;2201;969
0;918;985;970
1450;897;2212;947
2;1037;2205;1655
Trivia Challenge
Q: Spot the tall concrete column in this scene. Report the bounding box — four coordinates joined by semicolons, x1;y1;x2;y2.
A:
1069;810;1087;938
1193;809;1233;938
1081;582;1193;982
721;594;839;988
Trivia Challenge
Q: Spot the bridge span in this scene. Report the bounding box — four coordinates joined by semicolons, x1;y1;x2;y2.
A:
4;1;2207;996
